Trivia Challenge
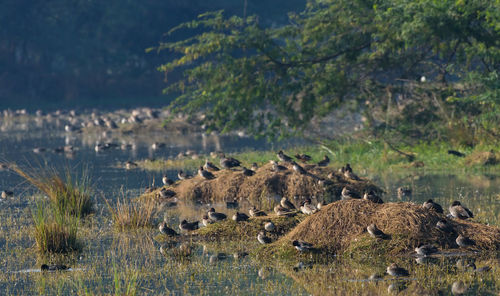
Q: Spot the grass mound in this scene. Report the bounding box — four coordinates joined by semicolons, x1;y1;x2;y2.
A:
272;200;500;256
465;150;499;166
196;214;304;241
143;163;380;211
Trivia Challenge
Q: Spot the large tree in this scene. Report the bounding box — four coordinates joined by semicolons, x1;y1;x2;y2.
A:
154;0;500;142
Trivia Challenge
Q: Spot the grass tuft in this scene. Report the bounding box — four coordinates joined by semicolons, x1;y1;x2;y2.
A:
11;165;93;217
32;202;81;253
106;196;156;231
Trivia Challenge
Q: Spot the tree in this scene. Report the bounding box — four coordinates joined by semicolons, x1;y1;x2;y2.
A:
154;0;500;142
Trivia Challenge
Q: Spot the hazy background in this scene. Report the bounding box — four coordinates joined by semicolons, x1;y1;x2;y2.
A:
0;0;304;110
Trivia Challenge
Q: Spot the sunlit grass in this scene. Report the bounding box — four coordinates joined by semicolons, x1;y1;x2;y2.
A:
135;140;500;173
11;165;93;218
32;202;81;253
106;196;156;231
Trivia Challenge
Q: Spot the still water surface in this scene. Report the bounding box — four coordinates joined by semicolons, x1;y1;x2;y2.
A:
0;115;498;295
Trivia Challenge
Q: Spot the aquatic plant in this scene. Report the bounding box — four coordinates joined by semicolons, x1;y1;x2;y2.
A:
32;202;80;253
11;165;93;218
106;197;156;231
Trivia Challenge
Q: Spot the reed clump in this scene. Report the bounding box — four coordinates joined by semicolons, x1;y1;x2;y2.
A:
107;197;156;231
11;165;93;217
11;164;92;253
33;202;81;253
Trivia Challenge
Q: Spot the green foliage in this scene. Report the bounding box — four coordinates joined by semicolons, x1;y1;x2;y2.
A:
155;0;500;141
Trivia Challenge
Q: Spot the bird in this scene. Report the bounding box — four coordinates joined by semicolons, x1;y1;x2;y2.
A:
232;212;249;222
292;162;307;174
41;264;69;271
277;150;293;163
162;175;174;186
203;160;220;171
257;231;272;244
251;163;259;171
300;199;318;215
363;191;383;203
125;161;138;170
208;208;227;221
436;219;454;233
317;155;330;167
177;170;191;180
158;188;176;199
274;204;291;216
367;224;388;239
179;220;199;231
292;240;314;252
451;281;468;295
295;153;311;163
341;187;360;200
198;166;216;180
397;187;412;198
1;190;14;198
449;201;473;220
280;196;296;210
423;199;444;213
344;170;360;180
270;160;288;172
264;221;275;232
345;163;353;173
225;198;239;209
415;244;438;256
386;263;409;277
202;215;213;227
242;167;255;176
219;154;241;169
159;221;179;236
456;234;475;248
249;206;267;217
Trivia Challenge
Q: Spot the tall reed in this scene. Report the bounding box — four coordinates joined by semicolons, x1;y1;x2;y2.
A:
106;196;156;231
11;165;93;217
32;202;81;253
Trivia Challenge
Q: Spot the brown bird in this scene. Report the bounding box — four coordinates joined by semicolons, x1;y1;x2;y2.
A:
449;201;473;219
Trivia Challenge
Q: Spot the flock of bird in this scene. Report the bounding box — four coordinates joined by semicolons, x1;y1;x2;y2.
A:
156;149;484;278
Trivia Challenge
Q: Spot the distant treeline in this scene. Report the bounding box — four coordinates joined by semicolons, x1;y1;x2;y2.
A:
0;0;304;108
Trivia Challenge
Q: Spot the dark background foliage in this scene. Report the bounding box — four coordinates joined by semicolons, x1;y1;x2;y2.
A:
0;0;304;109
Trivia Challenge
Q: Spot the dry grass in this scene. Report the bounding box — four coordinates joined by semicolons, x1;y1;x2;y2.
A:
272;200;500;256
465;150;499;166
11;164;93;217
106;197;156;231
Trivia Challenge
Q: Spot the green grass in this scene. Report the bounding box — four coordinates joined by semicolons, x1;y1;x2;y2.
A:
32;202;81;253
12;165;93;218
136;139;500;173
9;164;93;254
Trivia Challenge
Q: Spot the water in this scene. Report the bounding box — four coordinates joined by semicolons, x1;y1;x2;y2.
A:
0;113;498;295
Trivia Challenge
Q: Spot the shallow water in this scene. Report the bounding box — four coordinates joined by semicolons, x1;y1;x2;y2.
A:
0;114;498;295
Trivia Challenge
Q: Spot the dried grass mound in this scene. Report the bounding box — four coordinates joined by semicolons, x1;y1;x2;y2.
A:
465;150;499;166
144;163;380;210
279;199;500;255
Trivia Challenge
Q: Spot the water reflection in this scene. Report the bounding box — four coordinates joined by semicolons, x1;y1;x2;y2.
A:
0;111;498;295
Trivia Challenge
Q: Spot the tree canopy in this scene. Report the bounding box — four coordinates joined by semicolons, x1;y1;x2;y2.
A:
155;0;500;142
